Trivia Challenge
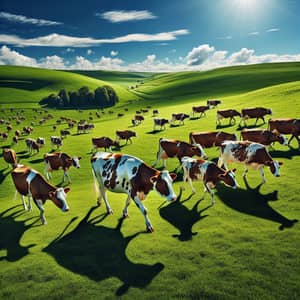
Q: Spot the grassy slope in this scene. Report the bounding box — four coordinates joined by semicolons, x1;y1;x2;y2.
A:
0;65;300;300
0;66;137;106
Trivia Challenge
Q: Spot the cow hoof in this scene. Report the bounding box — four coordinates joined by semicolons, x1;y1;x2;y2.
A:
146;226;154;233
107;209;113;215
123;213;129;218
192;189;196;194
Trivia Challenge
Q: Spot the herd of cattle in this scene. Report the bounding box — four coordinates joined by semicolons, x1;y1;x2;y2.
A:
1;103;300;232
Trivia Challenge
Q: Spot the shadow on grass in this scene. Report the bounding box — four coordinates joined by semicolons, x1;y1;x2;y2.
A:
29;158;44;164
146;129;164;134
43;206;164;296
216;123;234;129
0;167;10;184
236;123;265;131
159;188;210;241
269;147;300;160
217;177;298;230
0;205;37;262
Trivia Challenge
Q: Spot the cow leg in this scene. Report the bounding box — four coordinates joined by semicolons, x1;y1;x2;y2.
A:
20;195;28;211
262;116;265;124
154;148;164;167
122;194;131;218
27;195;32;211
133;196;153;232
204;183;215;205
255;117;259;125
259;166;266;184
35;199;46;225
187;177;196;194
242;165;249;177
65;171;71;183
287;135;294;145
99;187;113;214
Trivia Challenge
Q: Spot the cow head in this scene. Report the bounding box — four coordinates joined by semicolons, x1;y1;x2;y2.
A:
150;171;177;202
265;160;283;177
113;140;121;149
72;156;81;168
49;187;70;211
192;144;207;159
218;168;238;189
272;130;287;145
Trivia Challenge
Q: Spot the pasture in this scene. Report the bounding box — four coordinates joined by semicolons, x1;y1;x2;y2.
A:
0;63;300;300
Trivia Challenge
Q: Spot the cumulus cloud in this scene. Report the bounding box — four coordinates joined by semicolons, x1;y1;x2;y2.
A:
0;45;37;66
110;50;118;56
0;11;62;26
0;30;189;47
39;55;65;69
266;28;280;32
87;49;93;55
66;48;74;52
98;10;157;23
228;48;255;64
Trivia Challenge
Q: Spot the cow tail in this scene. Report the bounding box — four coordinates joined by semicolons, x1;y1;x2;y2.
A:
91;168;100;198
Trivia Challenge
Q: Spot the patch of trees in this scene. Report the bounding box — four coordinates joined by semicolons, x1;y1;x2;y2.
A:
40;85;119;108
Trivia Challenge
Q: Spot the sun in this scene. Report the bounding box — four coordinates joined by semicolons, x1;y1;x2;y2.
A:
233;0;259;12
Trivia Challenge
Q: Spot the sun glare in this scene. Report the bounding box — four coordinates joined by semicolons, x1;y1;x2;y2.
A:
233;0;259;13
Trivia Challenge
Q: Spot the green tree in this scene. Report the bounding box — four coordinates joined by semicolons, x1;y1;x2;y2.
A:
58;89;70;107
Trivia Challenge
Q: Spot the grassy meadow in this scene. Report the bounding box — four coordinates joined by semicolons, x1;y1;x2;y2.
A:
0;63;300;300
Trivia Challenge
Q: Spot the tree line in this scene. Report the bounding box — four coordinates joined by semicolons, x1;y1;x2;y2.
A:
40;85;119;108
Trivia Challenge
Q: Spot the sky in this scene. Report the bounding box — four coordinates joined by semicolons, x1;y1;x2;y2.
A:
0;0;300;72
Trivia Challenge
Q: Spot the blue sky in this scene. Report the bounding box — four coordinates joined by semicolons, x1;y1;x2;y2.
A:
0;0;299;71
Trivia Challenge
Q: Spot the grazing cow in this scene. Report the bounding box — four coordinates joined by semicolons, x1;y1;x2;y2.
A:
23;126;33;135
181;156;237;204
44;152;81;183
15;130;21;137
268;118;300;148
52;125;57;131
218;141;282;184
116;130;137;145
216;109;241;125
240;107;272;126
37;137;45;147
12;136;19;145
51;136;63;149
91;152;177;232
192;105;210;117
241;129;287;147
141;109;149;114
154;138;206;168
92;137;120;152
170;113;190;125
7;124;12;132
207;99;221;108
25;138;40;154
3;148;17;168
2;132;8;140
134;115;144;125
60;130;71;138
189;131;237;149
11;165;70;224
153;109;159;116
117;113;124;118
153;118;169;131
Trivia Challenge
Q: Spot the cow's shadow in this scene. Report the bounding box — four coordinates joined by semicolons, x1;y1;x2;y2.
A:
43;206;164;296
159;189;210;241
236;123;265;130
146;130;164;134
29;158;44;164
0;205;37;262
269;148;300;160
0;167;10;184
216;123;234;129
217;177;298;230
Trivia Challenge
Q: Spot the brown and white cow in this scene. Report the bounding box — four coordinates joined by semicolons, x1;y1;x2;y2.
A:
3;148;17;168
92;137;120;152
11;165;70;224
153;118;169;131
25;138;40;154
44;152;81;183
51;136;63;149
241;129;287;147
216;109;241;125
189;131;237;149
12;136;19;145
37;137;45;147
116;130;137;145
192;105;210;118
91;152;177;232
134;115;144;125
153;109;159;116
207;99;221;108
181;156;238;204
170;113;190;125
60;130;71;138
268;118;300;148
240;107;272;126
154;138;207;168
218;141;282;184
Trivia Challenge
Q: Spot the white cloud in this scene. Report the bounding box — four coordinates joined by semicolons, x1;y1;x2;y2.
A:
87;49;93;55
70;55;123;70
39;55;65;69
228;48;255;64
0;11;62;26
0;45;37;66
217;35;232;40
110;50;118;56
248;31;260;36
66;48;74;52
0;30;189;47
98;10;157;23
266;28;280;32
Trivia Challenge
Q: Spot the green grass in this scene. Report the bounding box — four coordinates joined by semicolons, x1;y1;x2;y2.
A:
0;63;300;299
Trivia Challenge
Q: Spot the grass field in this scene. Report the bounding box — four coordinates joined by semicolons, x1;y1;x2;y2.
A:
0;63;300;300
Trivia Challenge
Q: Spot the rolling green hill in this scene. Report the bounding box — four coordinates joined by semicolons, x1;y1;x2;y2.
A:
0;66;138;107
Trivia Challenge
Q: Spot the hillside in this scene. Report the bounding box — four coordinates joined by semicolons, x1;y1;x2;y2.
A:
134;62;300;101
0;66;137;106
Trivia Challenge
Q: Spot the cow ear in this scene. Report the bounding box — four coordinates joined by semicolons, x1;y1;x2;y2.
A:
49;191;55;199
64;187;70;194
272;129;279;135
231;168;237;173
278;161;283;166
170;173;177;181
265;161;272;166
218;173;225;179
78;157;82;160
150;175;158;183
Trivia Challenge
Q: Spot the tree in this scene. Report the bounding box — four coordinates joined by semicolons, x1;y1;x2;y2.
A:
94;86;109;107
58;89;70;107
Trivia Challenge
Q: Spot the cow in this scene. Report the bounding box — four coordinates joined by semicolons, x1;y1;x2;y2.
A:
37;137;45;147
153;118;169;131
51;136;63;149
116;130;137;145
3;148;17;168
153;109;159;116
2;132;8;140
117;113;124;118
207;99;222;108
23;126;33;135
170;113;190;125
12;135;19;145
192;105;210;118
216;109;241;125
268;118;300;148
91;152;177;232
134;115;144;125
11;165;70;224
25;138;40;155
189;131;237;148
15;130;21;137
7;124;12;132
181;156;238;205
240;107;272;126
218;141;282;184
60;130;71;138
154;138;207;168
44;152;81;183
92;137;120;152
241;129;287;147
